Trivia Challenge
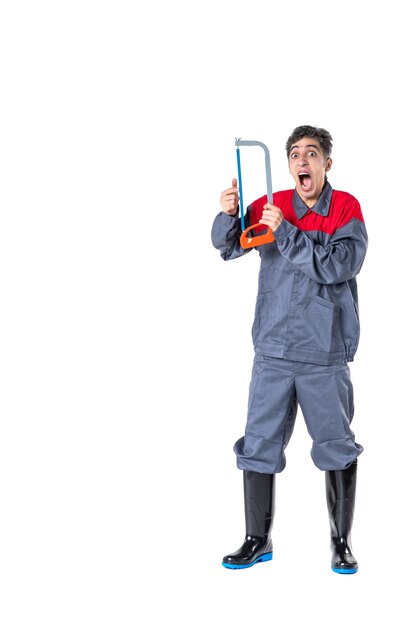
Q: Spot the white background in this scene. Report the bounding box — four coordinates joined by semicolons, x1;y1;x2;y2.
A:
1;1;416;624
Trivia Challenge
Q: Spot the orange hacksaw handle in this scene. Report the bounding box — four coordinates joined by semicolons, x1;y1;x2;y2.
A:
240;224;275;249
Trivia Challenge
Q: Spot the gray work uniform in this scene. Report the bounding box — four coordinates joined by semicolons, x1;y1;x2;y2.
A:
211;183;368;472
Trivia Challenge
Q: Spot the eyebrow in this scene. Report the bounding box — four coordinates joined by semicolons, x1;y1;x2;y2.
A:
290;143;321;152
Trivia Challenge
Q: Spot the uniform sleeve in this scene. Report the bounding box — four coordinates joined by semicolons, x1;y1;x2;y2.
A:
211;209;252;261
274;214;368;285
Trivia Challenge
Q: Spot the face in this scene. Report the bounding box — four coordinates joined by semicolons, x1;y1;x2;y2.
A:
288;137;332;207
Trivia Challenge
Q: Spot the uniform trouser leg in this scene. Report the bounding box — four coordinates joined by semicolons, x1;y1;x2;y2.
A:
294;362;363;471
233;356;298;474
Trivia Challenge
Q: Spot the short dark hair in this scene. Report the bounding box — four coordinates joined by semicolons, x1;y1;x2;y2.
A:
285;125;333;159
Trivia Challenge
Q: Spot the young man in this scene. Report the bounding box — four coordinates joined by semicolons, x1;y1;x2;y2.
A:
211;125;368;574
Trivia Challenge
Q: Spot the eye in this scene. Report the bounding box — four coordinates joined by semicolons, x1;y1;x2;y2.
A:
290;153;298;159
307;151;316;157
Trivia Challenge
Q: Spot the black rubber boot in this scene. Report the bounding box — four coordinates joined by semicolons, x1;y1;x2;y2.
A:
325;460;359;574
222;471;275;569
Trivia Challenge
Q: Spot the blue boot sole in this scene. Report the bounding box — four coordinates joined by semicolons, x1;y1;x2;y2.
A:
222;552;273;569
332;566;358;574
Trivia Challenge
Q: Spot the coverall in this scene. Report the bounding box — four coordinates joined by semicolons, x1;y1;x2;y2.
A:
211;182;368;472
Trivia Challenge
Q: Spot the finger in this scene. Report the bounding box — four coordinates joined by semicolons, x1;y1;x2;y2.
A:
223;199;238;210
220;196;236;210
222;187;239;198
264;203;281;213
232;178;238;188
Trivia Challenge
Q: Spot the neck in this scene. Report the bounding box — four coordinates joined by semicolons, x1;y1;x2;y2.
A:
301;181;327;209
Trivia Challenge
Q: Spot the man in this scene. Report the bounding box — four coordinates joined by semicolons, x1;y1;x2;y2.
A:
211;125;368;574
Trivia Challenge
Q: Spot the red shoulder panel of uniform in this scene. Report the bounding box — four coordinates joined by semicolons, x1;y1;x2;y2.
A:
324;191;364;235
250;189;364;236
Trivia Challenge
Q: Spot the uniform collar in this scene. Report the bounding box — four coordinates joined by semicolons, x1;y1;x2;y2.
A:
292;182;333;219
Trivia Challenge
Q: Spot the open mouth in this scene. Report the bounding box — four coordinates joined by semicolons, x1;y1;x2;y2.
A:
299;172;312;192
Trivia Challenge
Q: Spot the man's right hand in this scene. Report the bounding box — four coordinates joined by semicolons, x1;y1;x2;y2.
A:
220;178;239;216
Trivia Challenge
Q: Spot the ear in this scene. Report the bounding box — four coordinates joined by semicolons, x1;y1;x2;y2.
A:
325;158;333;173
